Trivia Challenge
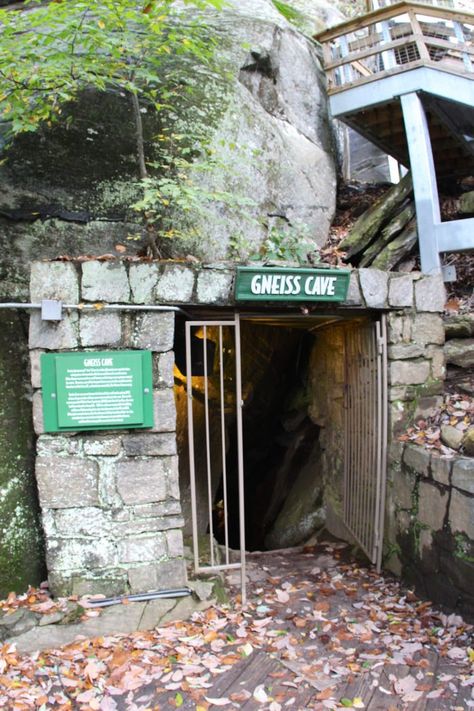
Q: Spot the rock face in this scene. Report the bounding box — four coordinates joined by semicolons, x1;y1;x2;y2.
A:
443;319;474;396
345;127;392;184
0;0;337;299
459;190;474;215
288;0;345;33
444;339;474;369
339;173;414;264
0;312;45;598
391;444;474;620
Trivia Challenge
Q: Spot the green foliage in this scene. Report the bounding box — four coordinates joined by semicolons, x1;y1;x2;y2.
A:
231;221;320;265
0;0;223;137
271;0;307;29
0;0;259;255
383;541;402;563
454;533;474;563
132;150;257;250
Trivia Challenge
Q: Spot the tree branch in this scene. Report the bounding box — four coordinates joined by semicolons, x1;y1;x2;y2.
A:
130;90;147;180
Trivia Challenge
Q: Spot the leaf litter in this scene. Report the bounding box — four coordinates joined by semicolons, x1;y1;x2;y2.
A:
399;392;474;453
0;541;473;709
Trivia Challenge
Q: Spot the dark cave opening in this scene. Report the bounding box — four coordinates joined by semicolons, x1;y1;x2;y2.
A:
210;322;324;552
175;314;348;555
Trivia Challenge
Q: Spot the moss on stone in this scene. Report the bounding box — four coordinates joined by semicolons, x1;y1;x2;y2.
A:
0;312;45;597
211;576;229;605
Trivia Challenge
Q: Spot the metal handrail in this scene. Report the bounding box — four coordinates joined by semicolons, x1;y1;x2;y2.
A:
314;1;473;94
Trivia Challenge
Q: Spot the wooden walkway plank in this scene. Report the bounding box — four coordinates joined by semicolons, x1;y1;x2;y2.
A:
454;679;474;708
365;650;443;711
206;649;316;710
427;660;469;710
337;671;377;708
204;650;257;696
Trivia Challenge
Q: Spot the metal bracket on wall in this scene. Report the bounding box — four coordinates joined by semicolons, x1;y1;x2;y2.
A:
442;265;457;283
41;299;63;321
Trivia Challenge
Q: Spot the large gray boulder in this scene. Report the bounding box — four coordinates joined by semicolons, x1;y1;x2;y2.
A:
445;339;474;368
191;2;337;259
0;0;337;298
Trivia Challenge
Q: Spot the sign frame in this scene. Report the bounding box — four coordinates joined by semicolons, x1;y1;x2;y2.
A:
41;350;154;433
235;266;350;302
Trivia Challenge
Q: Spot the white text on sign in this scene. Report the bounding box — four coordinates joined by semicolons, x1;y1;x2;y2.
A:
250;273;337;297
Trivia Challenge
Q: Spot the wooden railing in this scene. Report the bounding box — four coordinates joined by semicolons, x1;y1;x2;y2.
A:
314;1;473;94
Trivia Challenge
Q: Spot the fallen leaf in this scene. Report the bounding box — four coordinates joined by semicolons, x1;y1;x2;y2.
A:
240;643;253;657
230;691;251;702
276;589;290;603
253;685;268;703
426;689;444;699
316;687;335;700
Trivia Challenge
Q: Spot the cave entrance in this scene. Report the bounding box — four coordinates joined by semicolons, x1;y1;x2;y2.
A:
175;311;387;597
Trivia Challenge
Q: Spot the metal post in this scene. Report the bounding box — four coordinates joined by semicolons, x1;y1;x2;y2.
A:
340;34;354;85
380;20;396;70
374;317;388;572
185;320;246;604
453;20;472;73
400;91;442;274
202;326;215;568
219;326;230;566
186;322;201;575
376;315;388;573
234;313;247;607
343;320;388;567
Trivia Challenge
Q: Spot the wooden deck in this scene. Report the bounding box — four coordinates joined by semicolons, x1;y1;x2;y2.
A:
314;1;473;96
199;647;474;709
112;547;474;710
314;1;474;181
341;97;474;179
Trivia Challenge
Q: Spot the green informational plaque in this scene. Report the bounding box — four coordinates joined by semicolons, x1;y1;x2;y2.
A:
235;266;350;302
41;350;154;432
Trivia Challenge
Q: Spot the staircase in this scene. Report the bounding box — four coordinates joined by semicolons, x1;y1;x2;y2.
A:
315;1;474;275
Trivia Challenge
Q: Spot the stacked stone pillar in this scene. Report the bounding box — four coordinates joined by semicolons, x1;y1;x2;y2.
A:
30;262;185;596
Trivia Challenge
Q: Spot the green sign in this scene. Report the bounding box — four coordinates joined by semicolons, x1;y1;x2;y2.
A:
41;350;153;432
235;266;350;302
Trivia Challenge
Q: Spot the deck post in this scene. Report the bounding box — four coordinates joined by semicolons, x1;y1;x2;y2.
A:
400;91;442;275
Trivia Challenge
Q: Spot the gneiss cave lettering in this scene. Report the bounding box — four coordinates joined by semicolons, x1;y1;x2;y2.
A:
250;273;337;297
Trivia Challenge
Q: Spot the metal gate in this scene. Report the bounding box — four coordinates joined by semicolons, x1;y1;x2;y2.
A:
185;315;247;604
343;316;388;572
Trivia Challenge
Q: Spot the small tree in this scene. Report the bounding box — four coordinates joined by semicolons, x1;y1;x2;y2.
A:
0;0;233;255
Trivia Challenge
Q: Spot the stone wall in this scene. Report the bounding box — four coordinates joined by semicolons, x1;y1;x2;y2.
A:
444;312;474;400
30;263;185;596
387;442;474;620
308;323;346;539
29;259;454;596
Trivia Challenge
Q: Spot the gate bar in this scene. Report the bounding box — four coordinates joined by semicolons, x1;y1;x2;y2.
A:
376;314;388;573
186;319;247;606
202;325;215;568
343;318;388;568
186;321;200;574
235;313;247;606
218;326;230;566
